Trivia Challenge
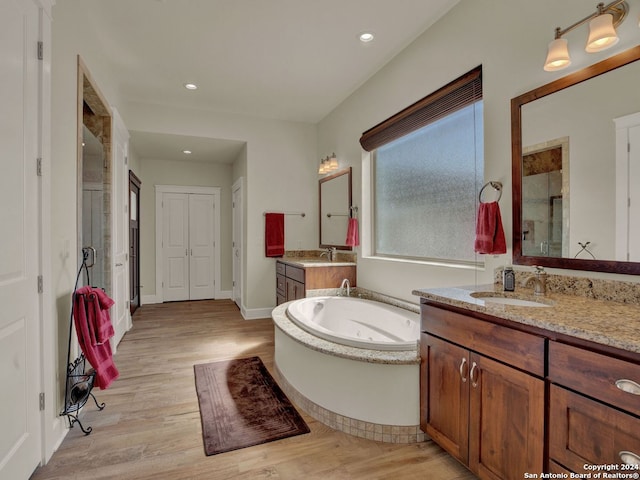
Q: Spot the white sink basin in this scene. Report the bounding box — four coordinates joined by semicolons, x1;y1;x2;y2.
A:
470;292;553;308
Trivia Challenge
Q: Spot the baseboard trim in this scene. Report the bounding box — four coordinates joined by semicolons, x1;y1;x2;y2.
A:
141;294;160;305
241;305;274;320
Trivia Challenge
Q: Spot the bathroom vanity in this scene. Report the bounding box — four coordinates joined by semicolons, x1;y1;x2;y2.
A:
276;258;356;305
414;284;640;479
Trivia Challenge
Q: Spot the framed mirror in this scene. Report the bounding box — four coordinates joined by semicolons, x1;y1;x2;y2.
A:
319;167;352;250
511;46;640;274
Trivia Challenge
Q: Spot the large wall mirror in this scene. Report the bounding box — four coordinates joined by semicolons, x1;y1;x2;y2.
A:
319;167;352;250
511;46;640;274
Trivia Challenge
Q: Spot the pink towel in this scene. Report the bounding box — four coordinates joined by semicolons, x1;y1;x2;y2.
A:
73;287;119;390
474;201;506;255
345;218;360;247
265;213;285;257
91;287;116;344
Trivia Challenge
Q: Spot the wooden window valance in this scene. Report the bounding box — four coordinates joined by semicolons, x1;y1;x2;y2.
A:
359;66;482;152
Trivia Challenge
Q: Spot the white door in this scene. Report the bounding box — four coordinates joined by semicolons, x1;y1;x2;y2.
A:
163;193;190;301
629;124;640;261
162;192;215;301
111;110;130;346
189;194;215;300
232;180;243;308
0;0;42;478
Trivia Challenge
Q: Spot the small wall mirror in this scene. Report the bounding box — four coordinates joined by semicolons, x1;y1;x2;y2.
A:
511;46;640;274
319;167;352;250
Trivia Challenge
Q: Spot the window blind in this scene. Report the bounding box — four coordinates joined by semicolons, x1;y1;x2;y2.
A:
359;66;482;152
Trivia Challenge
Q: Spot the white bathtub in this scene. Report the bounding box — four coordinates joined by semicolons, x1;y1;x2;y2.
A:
286;296;419;351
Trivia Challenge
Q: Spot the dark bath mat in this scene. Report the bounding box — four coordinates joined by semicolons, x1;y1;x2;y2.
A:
194;356;310;456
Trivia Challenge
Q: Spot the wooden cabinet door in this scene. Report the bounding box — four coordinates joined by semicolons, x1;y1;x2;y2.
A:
421;334;470;464
286;278;305;301
468;353;544;480
549;384;640;472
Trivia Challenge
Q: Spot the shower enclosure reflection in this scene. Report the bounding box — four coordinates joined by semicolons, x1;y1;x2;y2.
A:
82;126;106;288
521;137;568;258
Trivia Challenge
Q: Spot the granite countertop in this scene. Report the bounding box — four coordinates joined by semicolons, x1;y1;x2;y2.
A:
277;258;356;268
412;284;640;355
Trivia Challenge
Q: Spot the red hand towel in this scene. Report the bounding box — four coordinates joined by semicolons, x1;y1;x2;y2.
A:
265;213;285;257
73;288;119;389
345;217;360;247
474;201;506;255
91;287;115;344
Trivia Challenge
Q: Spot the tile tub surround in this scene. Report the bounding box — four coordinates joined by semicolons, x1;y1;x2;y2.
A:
273;364;427;444
412;283;640;355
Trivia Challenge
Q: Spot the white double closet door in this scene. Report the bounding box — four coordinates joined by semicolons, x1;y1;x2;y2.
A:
163;193;216;301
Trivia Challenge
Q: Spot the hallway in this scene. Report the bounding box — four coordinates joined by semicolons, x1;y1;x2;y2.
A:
31;300;474;480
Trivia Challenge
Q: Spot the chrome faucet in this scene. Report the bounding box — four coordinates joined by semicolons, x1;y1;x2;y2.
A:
523;266;547;296
339;278;351;297
320;247;337;262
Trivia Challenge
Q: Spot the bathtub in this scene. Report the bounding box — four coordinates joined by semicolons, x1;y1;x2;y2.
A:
272;297;424;442
286;296;419;351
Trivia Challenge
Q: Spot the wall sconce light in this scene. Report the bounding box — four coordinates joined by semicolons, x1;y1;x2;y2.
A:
544;0;630;71
318;153;338;175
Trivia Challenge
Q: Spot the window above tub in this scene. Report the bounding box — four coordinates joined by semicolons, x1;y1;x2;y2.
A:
360;66;484;266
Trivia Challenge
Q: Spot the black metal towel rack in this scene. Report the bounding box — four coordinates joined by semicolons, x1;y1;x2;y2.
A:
60;246;106;435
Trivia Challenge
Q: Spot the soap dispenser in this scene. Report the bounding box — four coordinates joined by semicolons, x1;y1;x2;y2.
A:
503;266;515;292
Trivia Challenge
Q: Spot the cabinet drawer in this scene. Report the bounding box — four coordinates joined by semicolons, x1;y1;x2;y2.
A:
549;341;640;417
549;384;640;471
276;274;286;295
276;261;286;275
421;304;545;376
285;265;305;283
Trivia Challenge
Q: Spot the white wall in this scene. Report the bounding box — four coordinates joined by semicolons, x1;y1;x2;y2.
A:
120;102;317;311
317;0;640;302
51;0;640;323
52;5;316;317
50;1;127;423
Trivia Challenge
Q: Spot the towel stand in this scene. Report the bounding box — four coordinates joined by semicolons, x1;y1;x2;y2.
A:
479;181;502;203
60;247;106;435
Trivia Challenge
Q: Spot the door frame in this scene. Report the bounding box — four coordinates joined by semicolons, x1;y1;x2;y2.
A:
232;177;244;310
129;171;141;313
77;56;112;294
155;185;221;303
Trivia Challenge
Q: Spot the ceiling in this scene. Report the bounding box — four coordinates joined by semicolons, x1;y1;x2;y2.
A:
129;131;246;164
69;0;460;162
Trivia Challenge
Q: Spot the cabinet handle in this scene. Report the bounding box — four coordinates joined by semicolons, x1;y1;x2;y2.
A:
619;451;640;465
459;358;468;383
470;362;479;388
615;379;640;395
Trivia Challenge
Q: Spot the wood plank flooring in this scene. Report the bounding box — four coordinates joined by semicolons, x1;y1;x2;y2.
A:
31;300;476;480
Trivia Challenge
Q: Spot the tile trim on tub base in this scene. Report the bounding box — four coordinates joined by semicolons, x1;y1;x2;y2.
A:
273;364;427;444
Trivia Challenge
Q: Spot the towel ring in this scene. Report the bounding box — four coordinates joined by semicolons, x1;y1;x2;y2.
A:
479;181;502;203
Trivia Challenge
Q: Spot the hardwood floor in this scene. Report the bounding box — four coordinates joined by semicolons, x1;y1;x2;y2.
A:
31;300;476;480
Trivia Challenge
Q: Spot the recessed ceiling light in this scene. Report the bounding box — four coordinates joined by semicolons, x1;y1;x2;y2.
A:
184;83;198;90
359;32;374;43
183;150;192;154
